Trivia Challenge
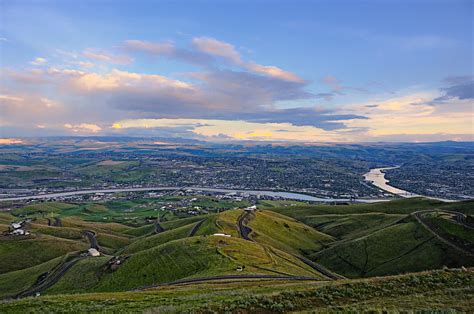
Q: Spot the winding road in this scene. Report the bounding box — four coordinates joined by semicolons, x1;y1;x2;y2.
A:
15;255;85;299
188;219;206;237
83;230;99;250
155;222;165;234
412;210;474;256
236;210;345;280
11;229;102;299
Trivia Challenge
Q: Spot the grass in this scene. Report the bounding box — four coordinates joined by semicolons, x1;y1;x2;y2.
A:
0;256;63;298
28;224;83;240
1;198;472;303
0;268;471;313
314;217;474;278
268;198;474;218
44;257;110;295
94;236;323;293
248;210;334;255
303;212;405;240
96;233;132;250
425;214;474;250
0;235;88;274
160;215;209;230
214;209;241;237
12;202;76;217
121;223;197;254
121;224;154;237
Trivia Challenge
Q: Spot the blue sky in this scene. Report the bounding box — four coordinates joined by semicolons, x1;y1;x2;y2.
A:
1;0;473;142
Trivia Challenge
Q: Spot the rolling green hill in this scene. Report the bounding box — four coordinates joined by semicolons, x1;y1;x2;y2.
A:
247;210;334;254
314;216;474;278
0;197;472;309
0;235;88;274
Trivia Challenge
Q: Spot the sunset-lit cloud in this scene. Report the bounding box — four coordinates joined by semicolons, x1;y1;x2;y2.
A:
1;4;471;145
192;36;242;63
0;138;23;144
82;49;133;65
64;123;102;133
108;118;346;142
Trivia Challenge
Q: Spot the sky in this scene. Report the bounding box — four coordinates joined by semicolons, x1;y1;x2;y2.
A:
0;0;473;143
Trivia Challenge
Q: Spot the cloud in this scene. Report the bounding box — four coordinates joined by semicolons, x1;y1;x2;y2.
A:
230;107;367;130
342;92;474;140
439;81;474;100
323;75;343;91
192;36;242;63
125;37;304;82
0;92;65;126
30;57;47;66
425;75;474;105
3;64;362;132
109;118;345;142
123;39;214;66
83;49;133;65
245;62;303;82
64;123;102;133
0;138;23;144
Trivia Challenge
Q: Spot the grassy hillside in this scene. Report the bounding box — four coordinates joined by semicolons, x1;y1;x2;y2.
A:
0;197;471;303
44;257;110;295
424;214;474;251
93;236;323;292
267;198;474;218
314;217;474;278
304;213;405;240
122;223;197;254
0;256;63;298
0;235;88;274
247;210;334;255
1;268;471;313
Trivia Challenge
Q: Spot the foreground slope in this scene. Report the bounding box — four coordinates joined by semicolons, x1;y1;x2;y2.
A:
1;268;472;313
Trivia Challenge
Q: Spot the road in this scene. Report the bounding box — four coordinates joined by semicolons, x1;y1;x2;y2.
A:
412;210;473;256
188;219;205;237
83;230;99;250
134;275;323;291
237;210;253;240
14;255;85;299
236;210;345;280
155;222;165;234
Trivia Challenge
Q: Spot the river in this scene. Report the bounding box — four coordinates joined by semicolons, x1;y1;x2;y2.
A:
0;186;388;203
363;166;417;197
363;167;455;202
